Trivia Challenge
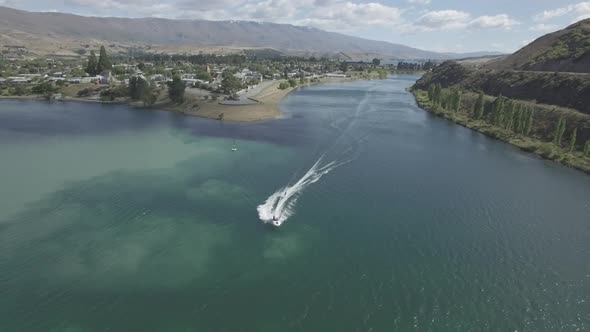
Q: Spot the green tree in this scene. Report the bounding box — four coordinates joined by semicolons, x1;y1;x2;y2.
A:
433;84;442;107
96;46;112;74
451;89;461;112
569;128;577;152
86;51;98;76
372;58;381;66
339;62;348;73
142;83;158;106
524;109;534;136
553;116;566;146
428;84;435;101
128;76;149;100
31;82;57;95
288;79;297;87
299;72;305;84
11;85;28;96
70;68;87;77
492;95;505;126
584;140;590;157
99;84;127;101
167;76;186;104
474;92;484;120
504;100;515;130
196;71;212;82
439;89;449;109
515;104;524;133
221;71;243;95
511;103;521;133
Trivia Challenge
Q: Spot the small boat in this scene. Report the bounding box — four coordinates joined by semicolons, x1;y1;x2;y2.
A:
231;140;237;151
272;216;280;226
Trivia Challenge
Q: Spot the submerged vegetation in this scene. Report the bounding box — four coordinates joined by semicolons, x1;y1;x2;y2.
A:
412;85;590;174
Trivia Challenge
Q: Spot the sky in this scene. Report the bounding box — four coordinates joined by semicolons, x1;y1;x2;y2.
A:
1;0;589;53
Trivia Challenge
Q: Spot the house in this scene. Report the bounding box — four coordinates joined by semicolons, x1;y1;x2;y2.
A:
150;74;165;82
97;70;112;84
181;73;196;80
22;74;42;79
80;77;97;84
182;78;208;86
325;73;347;78
7;77;31;84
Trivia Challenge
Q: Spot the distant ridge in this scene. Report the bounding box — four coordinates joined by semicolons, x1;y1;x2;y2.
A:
0;6;501;60
485;19;590;73
414;18;590;116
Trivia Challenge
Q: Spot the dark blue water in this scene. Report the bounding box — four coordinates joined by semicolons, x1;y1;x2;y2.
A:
0;75;589;331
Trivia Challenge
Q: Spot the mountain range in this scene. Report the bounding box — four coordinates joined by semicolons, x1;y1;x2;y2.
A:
0;6;501;60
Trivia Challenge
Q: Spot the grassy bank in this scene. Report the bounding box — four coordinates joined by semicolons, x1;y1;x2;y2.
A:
412;89;590;175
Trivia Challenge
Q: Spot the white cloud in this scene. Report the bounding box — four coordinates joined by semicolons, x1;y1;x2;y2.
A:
468;14;519;29
178;0;244;11
534;1;590;22
534;7;572;21
413;10;470;30
411;10;517;31
60;0;406;31
529;23;559;32
241;0;300;21
295;2;404;31
573;1;590;20
406;0;431;4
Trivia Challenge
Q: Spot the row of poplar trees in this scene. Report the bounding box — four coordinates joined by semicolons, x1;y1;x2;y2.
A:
427;83;590;157
553;116;590;155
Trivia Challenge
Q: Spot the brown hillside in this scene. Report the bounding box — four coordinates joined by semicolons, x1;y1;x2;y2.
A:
0;6;492;60
485;19;590;73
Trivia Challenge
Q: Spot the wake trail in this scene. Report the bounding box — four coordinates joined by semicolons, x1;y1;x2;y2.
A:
257;85;377;227
257;154;349;226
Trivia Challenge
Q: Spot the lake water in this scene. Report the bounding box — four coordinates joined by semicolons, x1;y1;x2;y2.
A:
1;76;589;331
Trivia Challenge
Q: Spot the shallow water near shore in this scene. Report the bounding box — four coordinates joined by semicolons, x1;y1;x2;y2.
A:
1;75;589;331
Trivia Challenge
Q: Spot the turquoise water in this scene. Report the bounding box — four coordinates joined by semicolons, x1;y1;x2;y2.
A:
1;76;589;331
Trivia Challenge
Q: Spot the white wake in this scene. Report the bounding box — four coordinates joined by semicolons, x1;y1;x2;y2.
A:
257;155;345;226
258;84;378;227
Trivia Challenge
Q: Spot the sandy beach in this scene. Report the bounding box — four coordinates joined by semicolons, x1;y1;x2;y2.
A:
172;77;359;122
176;80;291;122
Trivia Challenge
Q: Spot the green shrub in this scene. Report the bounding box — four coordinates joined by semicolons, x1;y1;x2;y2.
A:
31;82;57;95
10;85;28;96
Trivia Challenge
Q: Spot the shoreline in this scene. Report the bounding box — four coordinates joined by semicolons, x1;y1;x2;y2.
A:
0;76;366;122
410;89;590;175
170;77;359;122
